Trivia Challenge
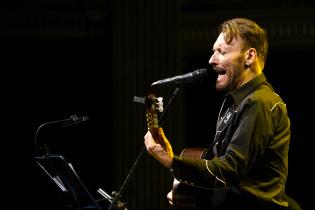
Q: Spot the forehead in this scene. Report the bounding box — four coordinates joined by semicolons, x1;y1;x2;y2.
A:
213;33;243;50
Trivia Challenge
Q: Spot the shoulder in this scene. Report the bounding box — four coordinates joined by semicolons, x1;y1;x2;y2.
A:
243;83;287;115
255;83;285;105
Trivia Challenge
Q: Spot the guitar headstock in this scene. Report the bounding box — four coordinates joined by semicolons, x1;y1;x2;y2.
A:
145;93;163;129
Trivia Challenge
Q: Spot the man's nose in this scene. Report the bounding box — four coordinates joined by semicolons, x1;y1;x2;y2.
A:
209;53;217;65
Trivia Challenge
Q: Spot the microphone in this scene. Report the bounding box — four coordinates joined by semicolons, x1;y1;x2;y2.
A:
61;115;89;127
151;68;209;88
37;115;89;129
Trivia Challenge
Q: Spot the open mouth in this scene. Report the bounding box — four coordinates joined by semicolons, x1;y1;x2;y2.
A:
215;67;227;76
218;70;226;75
214;67;227;82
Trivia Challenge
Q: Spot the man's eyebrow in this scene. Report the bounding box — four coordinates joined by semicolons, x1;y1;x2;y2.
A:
212;45;218;51
212;46;223;52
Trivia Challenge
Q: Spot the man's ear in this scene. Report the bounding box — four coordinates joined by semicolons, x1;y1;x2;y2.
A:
245;48;257;67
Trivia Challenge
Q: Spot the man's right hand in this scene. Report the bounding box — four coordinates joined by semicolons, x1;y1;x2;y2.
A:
144;128;173;168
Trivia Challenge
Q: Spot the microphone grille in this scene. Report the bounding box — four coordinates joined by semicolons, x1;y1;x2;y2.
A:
194;68;209;80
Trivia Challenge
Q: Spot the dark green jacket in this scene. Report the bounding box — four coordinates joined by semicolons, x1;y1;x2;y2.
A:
171;73;290;210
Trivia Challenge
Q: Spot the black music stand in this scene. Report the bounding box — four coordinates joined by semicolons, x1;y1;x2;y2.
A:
35;154;102;210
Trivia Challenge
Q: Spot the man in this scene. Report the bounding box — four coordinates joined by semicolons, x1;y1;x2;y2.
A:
144;18;301;210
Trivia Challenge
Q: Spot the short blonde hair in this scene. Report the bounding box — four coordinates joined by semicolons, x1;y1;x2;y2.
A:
219;18;268;69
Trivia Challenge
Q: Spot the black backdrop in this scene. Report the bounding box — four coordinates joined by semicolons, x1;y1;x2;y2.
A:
3;1;314;210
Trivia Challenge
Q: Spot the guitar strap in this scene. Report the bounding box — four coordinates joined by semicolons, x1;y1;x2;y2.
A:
207;95;237;157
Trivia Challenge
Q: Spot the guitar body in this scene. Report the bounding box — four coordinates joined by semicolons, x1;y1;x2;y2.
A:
179;148;207;159
172;148;211;210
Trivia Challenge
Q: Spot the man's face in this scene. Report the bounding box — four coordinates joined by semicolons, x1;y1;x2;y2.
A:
209;33;247;93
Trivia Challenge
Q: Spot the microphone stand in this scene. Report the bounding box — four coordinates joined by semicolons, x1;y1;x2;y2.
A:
34;115;89;157
108;86;181;210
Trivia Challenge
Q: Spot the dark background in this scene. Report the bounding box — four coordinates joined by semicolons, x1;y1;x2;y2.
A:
3;0;314;210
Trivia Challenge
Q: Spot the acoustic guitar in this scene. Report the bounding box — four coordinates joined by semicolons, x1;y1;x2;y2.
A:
144;93;213;210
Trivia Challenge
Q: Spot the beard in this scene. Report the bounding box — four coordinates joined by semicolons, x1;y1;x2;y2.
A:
215;57;246;93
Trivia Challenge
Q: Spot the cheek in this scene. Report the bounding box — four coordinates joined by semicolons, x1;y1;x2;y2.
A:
235;53;247;67
221;59;233;71
219;56;231;69
225;54;245;71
